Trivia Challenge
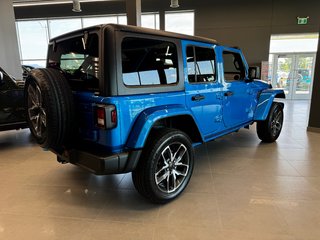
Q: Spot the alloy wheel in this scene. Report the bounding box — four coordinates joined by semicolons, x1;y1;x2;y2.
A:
155;142;190;193
27;84;47;137
271;110;283;137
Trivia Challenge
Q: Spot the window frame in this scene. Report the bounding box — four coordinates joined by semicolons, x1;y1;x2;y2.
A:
186;44;218;85
115;32;185;96
47;30;103;93
121;37;179;87
222;50;246;82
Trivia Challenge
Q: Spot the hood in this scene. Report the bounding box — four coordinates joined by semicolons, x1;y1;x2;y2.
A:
252;80;272;90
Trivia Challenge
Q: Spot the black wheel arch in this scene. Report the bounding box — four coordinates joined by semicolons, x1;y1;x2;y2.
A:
275;92;286;99
149;114;203;145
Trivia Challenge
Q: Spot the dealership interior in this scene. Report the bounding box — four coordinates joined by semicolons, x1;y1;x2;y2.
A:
1;0;320;239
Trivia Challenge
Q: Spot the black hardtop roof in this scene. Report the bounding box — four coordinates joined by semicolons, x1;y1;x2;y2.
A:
50;23;218;45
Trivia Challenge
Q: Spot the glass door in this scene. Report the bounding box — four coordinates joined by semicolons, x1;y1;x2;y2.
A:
272;53;316;100
272;55;294;98
294;54;315;99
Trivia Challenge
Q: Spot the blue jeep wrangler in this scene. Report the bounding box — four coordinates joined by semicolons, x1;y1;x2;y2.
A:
25;24;285;203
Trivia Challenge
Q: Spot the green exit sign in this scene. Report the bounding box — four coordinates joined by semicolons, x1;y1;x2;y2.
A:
297;17;309;25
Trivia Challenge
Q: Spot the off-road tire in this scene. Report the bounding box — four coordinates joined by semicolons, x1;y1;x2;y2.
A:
257;102;284;142
25;68;75;149
132;128;194;204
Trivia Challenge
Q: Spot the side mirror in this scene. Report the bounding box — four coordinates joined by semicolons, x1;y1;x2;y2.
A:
0;71;4;85
249;66;260;79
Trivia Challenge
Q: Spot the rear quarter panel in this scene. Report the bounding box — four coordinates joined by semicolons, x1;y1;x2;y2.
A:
74;91;188;153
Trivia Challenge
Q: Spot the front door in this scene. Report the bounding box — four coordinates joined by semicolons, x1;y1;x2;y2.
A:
272;53;316;100
182;40;223;138
219;47;257;128
0;69;25;125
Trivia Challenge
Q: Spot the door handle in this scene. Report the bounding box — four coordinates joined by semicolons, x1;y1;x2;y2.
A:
191;94;205;101
224;91;233;97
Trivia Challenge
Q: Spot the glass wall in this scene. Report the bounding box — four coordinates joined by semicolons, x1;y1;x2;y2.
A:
82;16;118;28
48;18;82;39
269;34;319;54
16;20;49;67
165;11;194;35
141;14;160;30
16;11;194;68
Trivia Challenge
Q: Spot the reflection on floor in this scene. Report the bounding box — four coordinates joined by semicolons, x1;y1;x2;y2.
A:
0;100;320;240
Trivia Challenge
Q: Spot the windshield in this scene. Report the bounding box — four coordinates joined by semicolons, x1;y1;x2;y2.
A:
48;33;100;92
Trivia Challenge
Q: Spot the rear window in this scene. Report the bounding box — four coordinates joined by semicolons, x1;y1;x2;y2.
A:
121;37;178;87
47;33;99;91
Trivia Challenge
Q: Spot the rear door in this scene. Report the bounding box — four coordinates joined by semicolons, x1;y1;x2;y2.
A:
182;40;223;138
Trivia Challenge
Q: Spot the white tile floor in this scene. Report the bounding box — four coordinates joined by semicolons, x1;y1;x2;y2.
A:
0;100;319;239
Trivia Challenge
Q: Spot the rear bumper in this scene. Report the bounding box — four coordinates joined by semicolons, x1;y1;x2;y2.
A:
56;149;142;175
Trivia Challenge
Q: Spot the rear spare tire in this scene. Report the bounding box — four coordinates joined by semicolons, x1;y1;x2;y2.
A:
25;68;75;149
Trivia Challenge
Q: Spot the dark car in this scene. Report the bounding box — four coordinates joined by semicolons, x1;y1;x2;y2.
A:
22;65;35;81
0;66;27;131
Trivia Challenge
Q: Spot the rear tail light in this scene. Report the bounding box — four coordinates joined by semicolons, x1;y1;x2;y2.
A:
95;104;117;129
96;107;106;128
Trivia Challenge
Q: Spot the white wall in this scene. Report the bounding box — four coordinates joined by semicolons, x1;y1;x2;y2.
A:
0;0;22;79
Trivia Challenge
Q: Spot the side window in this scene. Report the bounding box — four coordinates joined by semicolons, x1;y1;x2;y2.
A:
121;37;178;86
186;46;216;83
223;51;245;81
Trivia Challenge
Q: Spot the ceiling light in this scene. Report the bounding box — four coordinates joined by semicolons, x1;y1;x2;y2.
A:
72;0;82;12
170;0;179;8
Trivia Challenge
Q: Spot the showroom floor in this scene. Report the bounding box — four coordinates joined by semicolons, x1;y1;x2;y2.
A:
0;100;319;240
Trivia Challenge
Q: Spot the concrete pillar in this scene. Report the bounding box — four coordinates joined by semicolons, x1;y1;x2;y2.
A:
0;0;22;79
307;31;320;133
126;0;141;26
159;10;165;30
